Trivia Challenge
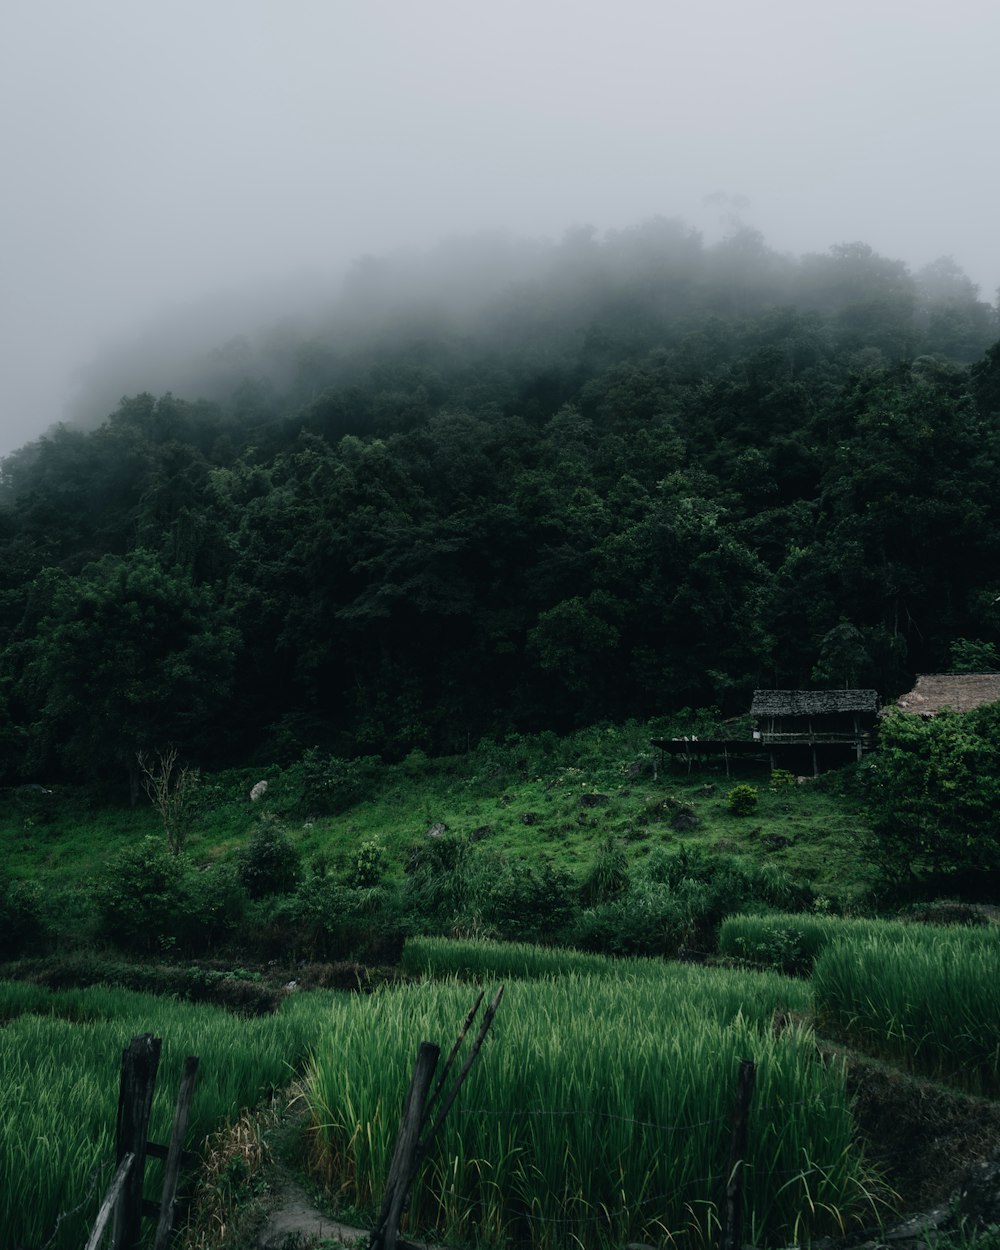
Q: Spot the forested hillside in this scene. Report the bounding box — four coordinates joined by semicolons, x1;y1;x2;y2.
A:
2;221;999;785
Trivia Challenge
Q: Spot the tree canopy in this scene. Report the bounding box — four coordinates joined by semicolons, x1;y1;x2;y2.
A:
2;224;999;783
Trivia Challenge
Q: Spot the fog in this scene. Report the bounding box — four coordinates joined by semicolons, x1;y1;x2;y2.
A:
2;0;998;458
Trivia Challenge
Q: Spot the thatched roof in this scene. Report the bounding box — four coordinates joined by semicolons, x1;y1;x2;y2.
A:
892;673;1000;715
751;689;880;717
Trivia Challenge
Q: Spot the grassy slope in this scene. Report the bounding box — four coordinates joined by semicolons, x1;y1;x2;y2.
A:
1;728;877;910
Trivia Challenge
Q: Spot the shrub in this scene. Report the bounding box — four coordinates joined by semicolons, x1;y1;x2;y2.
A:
580;837;629;905
236;819;302;898
348;839;386;889
402;833;472;929
93;838;242;954
473;857;577;943
0;873;43;958
726;783;759;815
867;705;1000;882
287;877;403;961
572;881;696;957
297;748;381;815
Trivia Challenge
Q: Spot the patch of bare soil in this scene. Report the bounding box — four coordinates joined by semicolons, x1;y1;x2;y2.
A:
839;1049;1000;1211
806;1044;1000;1250
255;1180;365;1249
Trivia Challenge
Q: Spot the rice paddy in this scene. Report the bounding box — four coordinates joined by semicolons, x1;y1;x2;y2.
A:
0;981;317;1250
5;918;998;1249
811;929;1000;1096
302;972;878;1249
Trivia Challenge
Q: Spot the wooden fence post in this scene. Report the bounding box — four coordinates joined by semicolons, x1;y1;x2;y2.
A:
152;1054;200;1250
369;988;504;1250
369;1041;440;1250
83;1154;134;1250
111;1034;162;1250
720;1058;756;1250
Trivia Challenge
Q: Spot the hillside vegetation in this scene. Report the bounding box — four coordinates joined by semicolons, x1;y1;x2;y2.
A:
2;720;883;964
1;223;999;793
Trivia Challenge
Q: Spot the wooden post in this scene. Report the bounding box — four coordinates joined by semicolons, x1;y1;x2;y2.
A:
152;1055;199;1250
370;988;503;1250
369;1042;440;1250
111;1034;162;1250
419;986;503;1159
84;1154;134;1250
424;992;484;1126
720;1059;756;1250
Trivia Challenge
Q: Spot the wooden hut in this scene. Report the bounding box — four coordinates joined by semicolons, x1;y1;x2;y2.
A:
750;689;880;773
891;673;1000;716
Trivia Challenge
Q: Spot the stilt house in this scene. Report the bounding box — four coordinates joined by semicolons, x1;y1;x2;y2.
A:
750;689;880;772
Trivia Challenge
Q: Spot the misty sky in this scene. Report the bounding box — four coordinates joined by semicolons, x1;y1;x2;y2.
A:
2;0;998;459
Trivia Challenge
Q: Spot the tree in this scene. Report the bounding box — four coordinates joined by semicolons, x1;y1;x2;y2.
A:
867;706;1000;883
949;638;1000;673
137;746;199;854
10;551;237;785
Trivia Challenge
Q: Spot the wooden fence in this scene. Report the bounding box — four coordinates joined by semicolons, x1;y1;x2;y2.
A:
86;1034;198;1250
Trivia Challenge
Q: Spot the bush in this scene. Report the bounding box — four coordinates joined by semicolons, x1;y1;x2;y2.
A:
236;819;302;898
580;837;629;905
348;839;386;889
0;873;43;957
635;847;811;953
472;856;577;943
402;833;472;930
572;881;696;958
297;748;381;815
94;838;243;954
867;706;1000;883
726;784;759;816
285;877;403;961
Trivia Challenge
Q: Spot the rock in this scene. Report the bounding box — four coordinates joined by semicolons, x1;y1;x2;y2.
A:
520;812;539;825
579;793;610;807
426;822;448;838
957;1156;1000;1227
670;807;700;832
469;825;493;843
695;784;716;797
761;833;791;850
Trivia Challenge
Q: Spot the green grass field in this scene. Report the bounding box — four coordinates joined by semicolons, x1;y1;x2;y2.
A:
0;722;876;933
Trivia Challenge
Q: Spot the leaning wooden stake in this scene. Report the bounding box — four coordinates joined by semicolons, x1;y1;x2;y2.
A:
419;985;504;1159
84;1154;134;1250
720;1058;756;1250
423;988;485;1125
369;1042;441;1250
370;986;504;1250
111;1034;162;1250
152;1054;200;1250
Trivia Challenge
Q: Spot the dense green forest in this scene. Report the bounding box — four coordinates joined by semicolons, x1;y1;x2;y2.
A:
2;220;999;786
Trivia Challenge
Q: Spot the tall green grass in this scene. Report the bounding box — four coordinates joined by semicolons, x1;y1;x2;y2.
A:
718;912;999;975
303;974;880;1248
402;935;667;982
402;935;813;1017
0;981;317;1250
812;931;1000;1095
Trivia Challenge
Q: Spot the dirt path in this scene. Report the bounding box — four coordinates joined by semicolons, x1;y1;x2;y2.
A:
255;1180;366;1249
